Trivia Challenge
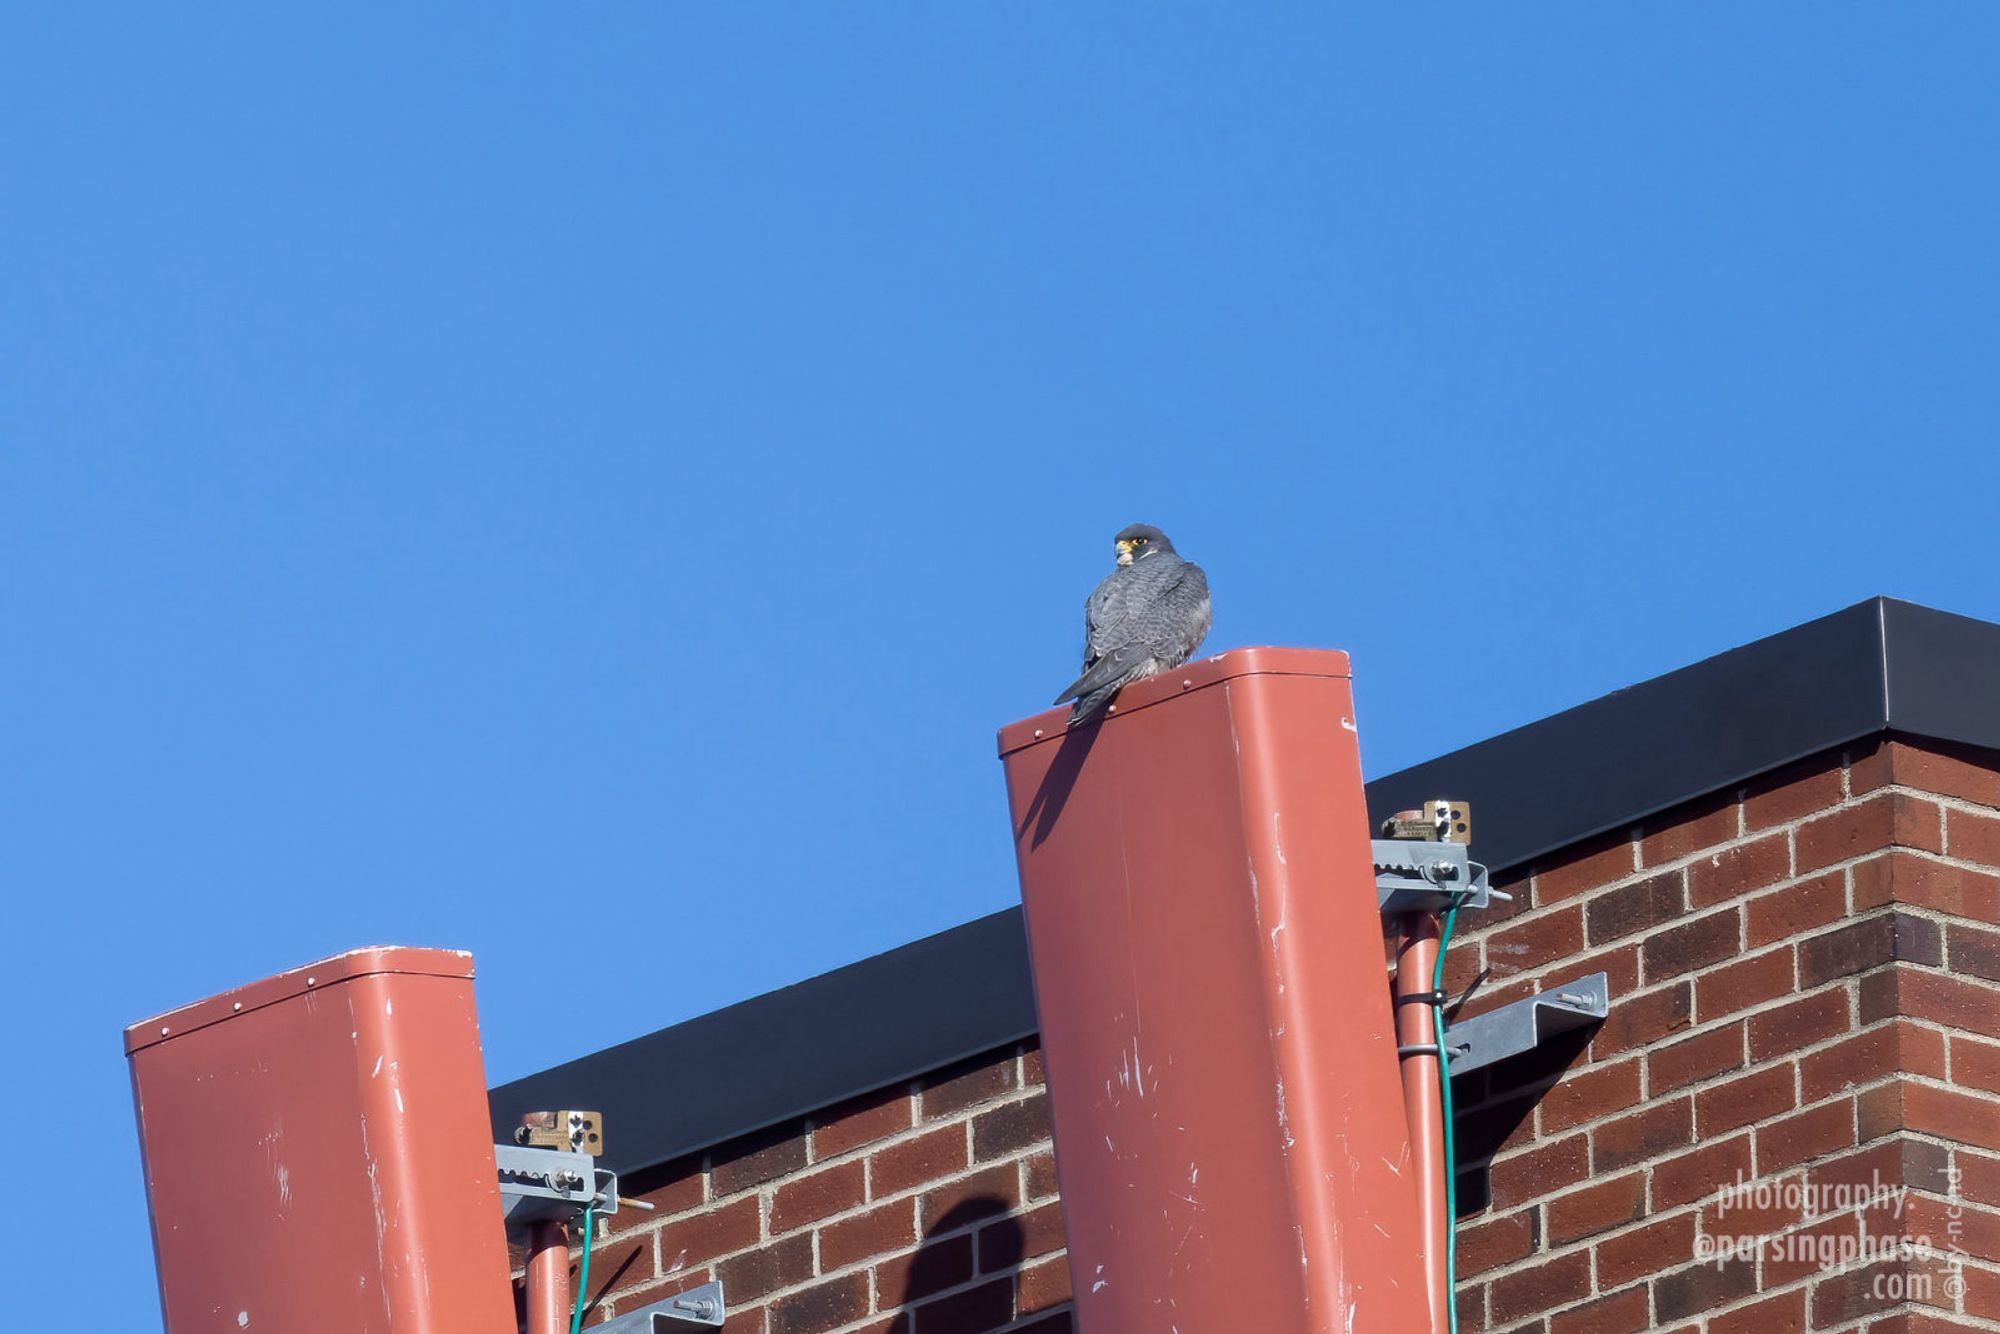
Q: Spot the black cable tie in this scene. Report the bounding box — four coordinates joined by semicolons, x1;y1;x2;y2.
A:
1395;989;1449;1008
1396;1043;1442;1058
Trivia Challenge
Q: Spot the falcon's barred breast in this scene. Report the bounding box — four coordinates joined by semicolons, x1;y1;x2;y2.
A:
1053;523;1212;726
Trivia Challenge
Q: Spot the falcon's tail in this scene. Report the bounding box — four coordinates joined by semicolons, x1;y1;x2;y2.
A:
1065;681;1122;727
1053;644;1154;727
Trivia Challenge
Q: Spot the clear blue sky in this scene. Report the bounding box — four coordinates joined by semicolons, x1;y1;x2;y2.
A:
5;6;1997;1326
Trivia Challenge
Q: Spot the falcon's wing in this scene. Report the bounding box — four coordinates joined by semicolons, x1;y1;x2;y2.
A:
1093;557;1191;649
1080;568;1134;668
1057;559;1207;705
1054;641;1157;706
1139;561;1211;665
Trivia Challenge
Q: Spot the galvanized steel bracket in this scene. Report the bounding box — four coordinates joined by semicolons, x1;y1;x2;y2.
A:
590;1282;728;1330
1372;839;1491;915
1441;971;1609;1075
495;1143;619;1241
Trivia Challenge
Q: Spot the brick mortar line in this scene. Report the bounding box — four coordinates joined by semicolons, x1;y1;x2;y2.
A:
1912;782;2000;826
1825;896;2000;942
1698;1173;2000;1241
860;1191;1057;1257
1445;995;1988;1182
1466;1112;2000;1298
635;996;1837;1269
1873;839;2000;881
805;1084;920;1168
598;1225;1069;1323
1896;1249;2000;1271
1468;1207;1992;1327
1901;1253;2000;1329
594;1013;1987;1306
806;1295;1078;1334
1630;1250;2000;1334
1877;1068;2000;1102
1465;974;1869;1161
620;1143;1055;1296
602;1080;1051;1244
605;1262;1080;1334
1869;1123;2000;1164
1462;1195;1703;1290
1462;777;2000;950
1680;948;1976;1088
1629;903;1750;992
1419;932;1975;1137
793;1077;1045;1184
1502;1019;1993;1194
1871;1185;2000;1218
684;1237;1076;1325
870;1245;1072;1320
1465;1055;1900;1212
784;1133;1052;1243
1464;1091;1877;1287
1492;788;1808;924
588;1160;1057;1307
621;1078;1995;1318
1471;869;1995;996
1450;1047;1650;1123
1472;1155;2000;1322
1458;914;1991;1113
1468;1132;1972;1284
1538;1266;1837;1334
798;1075;1044;1181
586;1096;1026;1254
826;1306;1081;1334
1446;857;1990;1026
1604;830;1992;954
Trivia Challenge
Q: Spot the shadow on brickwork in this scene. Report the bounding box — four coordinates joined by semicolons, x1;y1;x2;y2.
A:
890;1198;1071;1333
1447;1025;1596;1217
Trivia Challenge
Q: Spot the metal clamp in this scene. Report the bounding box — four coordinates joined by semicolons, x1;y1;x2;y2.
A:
496;1143;620;1241
591;1282;728;1330
1373;839;1495;915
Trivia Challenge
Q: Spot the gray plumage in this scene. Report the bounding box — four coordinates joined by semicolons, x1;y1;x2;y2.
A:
1053;523;1212;726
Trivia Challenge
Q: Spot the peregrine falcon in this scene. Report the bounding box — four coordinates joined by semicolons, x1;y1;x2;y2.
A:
1054;524;1212;726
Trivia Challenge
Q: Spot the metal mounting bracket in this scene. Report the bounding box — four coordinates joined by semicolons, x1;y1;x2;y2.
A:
495;1143;619;1241
1373;839;1492;915
1441;972;1609;1075
590;1282;728;1330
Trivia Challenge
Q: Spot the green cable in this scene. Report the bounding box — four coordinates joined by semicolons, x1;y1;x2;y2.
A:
569;1205;595;1334
1431;906;1461;1334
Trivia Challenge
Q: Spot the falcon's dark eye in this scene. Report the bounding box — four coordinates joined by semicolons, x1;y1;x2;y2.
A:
1133;536;1148;545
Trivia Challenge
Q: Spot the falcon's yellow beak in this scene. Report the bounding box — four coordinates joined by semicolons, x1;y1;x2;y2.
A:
1115;539;1135;566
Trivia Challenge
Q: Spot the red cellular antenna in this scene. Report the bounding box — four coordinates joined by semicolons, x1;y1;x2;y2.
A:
126;948;726;1334
1000;649;1432;1331
125;948;518;1334
999;648;1598;1333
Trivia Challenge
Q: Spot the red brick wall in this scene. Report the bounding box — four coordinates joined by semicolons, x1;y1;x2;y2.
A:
1444;738;2000;1332
528;735;2000;1334
545;1043;1071;1334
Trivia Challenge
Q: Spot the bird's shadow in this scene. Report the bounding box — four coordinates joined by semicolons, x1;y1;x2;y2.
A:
1014;721;1101;850
889;1197;1026;1319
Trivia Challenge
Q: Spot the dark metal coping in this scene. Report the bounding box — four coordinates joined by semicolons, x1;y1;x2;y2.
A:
492;596;2000;1177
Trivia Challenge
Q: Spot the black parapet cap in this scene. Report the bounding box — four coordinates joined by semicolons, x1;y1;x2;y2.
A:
489;908;1039;1178
493;597;2000;1177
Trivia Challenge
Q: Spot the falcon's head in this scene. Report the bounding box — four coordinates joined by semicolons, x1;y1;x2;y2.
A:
1113;523;1175;567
